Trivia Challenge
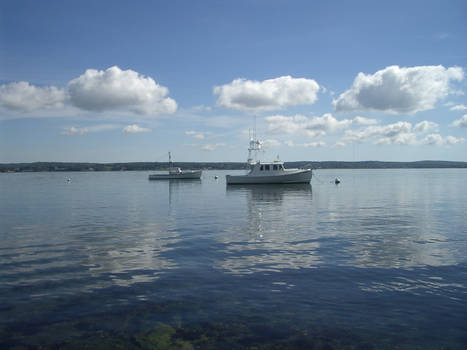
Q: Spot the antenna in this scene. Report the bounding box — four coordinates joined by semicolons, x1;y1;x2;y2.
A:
247;116;261;165
254;115;257;141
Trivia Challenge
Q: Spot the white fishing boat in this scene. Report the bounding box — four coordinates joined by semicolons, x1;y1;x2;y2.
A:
226;134;312;185
148;152;202;180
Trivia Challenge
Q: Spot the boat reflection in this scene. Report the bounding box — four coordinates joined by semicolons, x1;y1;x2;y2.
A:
226;183;312;202
220;182;319;275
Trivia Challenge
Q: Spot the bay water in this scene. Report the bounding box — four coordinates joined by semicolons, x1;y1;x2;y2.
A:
1;169;466;349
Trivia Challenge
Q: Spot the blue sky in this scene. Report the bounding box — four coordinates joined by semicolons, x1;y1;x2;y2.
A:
1;0;466;163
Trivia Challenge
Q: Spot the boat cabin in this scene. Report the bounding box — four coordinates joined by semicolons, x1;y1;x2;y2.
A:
249;161;286;175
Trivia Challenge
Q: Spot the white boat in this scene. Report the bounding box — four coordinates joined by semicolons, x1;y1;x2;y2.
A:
148;152;202;180
226;135;312;185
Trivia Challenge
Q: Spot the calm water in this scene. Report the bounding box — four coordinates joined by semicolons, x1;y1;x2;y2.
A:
1;169;466;349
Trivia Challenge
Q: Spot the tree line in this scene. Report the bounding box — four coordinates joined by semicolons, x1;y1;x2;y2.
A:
1;160;466;173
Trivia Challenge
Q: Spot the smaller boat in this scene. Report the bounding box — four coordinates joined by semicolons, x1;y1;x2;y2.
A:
148;152;202;180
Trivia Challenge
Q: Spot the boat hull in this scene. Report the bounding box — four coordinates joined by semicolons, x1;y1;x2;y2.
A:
226;169;312;184
148;171;202;180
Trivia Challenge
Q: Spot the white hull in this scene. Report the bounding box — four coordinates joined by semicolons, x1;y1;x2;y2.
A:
226;169;312;184
149;170;202;180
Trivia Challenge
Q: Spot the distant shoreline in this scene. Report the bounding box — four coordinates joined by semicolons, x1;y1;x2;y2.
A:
1;160;467;172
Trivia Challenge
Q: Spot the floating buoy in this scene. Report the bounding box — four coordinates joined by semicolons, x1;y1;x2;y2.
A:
214;175;219;180
334;177;340;185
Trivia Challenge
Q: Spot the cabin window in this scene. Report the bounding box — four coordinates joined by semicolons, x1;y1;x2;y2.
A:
279;165;284;170
273;164;278;170
265;164;270;171
260;165;264;171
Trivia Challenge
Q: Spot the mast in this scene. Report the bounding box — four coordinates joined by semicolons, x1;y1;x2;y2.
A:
168;151;172;169
247;116;261;165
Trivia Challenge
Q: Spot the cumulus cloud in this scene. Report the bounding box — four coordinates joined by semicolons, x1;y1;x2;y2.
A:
341;121;414;145
266;114;311;135
339;120;464;146
305;113;355;135
123;124;151;133
0;66;177;118
444;136;465;145
376;132;418;145
413;121;439;133
334;65;464;114
68;66;177;115
185;130;206;139
214;76;320;112
352;116;378;125
450;104;467;111
422;134;465;145
451;115;467;128
266;113;376;137
0;81;66;112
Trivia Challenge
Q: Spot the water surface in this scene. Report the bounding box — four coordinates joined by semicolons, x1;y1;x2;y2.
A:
1;169;466;349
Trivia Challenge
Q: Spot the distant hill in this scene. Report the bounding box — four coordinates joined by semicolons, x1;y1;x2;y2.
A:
1;160;466;172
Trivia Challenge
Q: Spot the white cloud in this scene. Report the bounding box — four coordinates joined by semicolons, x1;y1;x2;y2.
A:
214;76;320;112
335;141;346;147
265;113;375;137
450;115;467;128
0;66;178;118
185;130;206;139
422;134;465;146
283;140;326;148
376;132;418;145
334;65;464;114
419;134;438;145
435;32;449;40
305;113;353;135
262;139;281;148
0;81;66;112
303;141;326;147
192;105;212;112
352;116;378;125
61;126;88;135
341;121;414;145
445;136;465;145
67;66;177;115
123;124;151;133
339;121;465;146
450;104;467;111
266;114;311;135
61;124;120;135
202;143;225;151
413;121;439;133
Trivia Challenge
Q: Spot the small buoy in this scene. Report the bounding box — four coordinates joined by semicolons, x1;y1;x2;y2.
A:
214;175;219;180
334;177;340;185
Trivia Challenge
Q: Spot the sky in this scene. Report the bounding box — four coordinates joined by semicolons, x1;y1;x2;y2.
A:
1;0;467;163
